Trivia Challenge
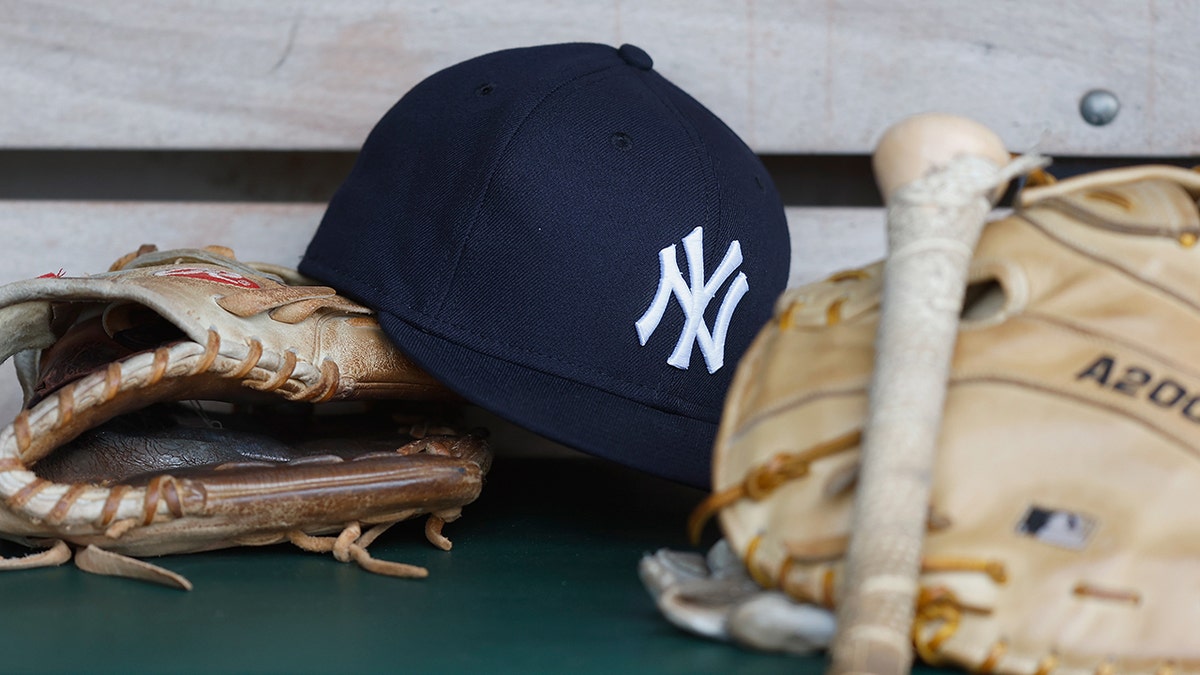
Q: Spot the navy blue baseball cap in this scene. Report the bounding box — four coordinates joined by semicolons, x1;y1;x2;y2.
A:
300;43;789;487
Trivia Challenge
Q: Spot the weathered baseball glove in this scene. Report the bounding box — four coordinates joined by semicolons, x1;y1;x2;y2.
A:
644;164;1200;674
0;244;491;590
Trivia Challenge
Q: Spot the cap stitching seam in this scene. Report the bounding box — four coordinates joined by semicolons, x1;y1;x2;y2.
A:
381;302;719;421
433;59;628;314
304;252;710;413
633;69;725;252
298;255;715;420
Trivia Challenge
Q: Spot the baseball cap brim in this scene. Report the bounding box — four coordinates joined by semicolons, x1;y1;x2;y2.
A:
375;309;715;488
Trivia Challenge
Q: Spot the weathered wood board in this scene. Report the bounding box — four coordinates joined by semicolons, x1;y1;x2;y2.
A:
1;0;1191;155
0;202;885;287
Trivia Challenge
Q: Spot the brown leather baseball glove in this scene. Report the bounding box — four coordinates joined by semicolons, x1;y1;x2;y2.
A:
0;245;491;590
645;165;1200;674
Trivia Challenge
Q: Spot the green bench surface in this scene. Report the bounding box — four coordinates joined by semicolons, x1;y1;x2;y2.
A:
0;456;951;674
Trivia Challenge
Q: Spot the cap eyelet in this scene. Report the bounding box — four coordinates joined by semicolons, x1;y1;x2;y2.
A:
475;83;495;97
610;132;634;151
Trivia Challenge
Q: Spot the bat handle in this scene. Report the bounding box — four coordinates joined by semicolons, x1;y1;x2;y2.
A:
828;114;1045;675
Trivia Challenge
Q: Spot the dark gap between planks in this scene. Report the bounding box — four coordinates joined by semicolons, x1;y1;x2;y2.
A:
0;151;1195;207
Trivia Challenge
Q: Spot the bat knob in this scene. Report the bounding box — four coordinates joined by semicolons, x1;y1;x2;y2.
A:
872;113;1011;204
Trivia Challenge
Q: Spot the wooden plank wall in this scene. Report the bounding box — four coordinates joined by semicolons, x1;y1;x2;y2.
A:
0;0;1186;421
0;203;885;287
3;1;1195;154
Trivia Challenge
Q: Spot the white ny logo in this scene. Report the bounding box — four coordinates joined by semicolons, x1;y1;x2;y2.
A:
635;226;749;373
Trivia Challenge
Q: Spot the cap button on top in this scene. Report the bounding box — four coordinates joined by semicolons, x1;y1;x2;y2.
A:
618;44;653;70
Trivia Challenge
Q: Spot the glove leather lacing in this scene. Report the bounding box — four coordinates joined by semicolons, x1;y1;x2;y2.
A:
687;429;863;545
696;427;1169;673
689;427;1062;670
0;285;444;581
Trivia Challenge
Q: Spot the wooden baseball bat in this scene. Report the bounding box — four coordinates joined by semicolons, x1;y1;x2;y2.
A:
828;113;1017;675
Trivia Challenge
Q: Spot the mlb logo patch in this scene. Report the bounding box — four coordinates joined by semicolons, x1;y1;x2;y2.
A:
1016;505;1096;550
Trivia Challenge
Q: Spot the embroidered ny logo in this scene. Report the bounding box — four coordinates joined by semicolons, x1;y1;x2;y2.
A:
635;226;749;373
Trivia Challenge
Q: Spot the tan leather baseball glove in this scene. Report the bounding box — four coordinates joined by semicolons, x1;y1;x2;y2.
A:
0;245;491;590
644;165;1200;674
